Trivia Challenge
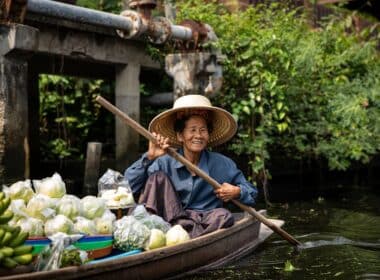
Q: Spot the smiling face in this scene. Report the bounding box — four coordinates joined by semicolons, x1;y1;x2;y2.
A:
176;115;210;155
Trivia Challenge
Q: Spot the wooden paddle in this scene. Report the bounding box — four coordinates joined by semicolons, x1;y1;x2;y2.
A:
96;95;301;246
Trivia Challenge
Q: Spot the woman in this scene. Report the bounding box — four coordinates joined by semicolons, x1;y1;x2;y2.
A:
125;95;257;238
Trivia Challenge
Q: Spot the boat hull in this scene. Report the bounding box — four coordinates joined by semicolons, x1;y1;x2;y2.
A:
1;211;283;280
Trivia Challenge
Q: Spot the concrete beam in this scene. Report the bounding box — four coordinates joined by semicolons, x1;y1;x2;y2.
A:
0;23;39;56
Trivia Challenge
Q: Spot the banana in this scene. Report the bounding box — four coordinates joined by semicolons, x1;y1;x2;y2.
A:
1;231;13;247
0;228;4;241
8;231;29;248
1;257;18;269
0;197;11;213
0;192;4;200
0;247;14;257
12;253;33;265
0;210;13;224
13;245;33;256
0;225;16;233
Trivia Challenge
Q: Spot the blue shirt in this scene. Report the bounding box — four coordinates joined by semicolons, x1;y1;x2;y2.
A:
125;149;258;211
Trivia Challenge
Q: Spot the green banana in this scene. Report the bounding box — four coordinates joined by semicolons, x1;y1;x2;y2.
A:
0;225;16;233
1;231;13;246
0;247;14;257
0;228;5;241
0;197;11;213
8;231;29;248
13;244;33;256
12;253;33;265
0;192;4;201
0;210;13;224
1;257;18;269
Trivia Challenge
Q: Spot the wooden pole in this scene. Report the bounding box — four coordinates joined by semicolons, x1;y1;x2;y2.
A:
96;95;301;246
83;142;102;196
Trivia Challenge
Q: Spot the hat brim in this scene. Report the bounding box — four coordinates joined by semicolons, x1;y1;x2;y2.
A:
149;105;237;148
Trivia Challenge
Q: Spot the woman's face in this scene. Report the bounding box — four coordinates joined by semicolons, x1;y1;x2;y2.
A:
177;115;209;154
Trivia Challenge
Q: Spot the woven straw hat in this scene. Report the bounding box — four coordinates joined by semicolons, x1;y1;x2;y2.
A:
149;95;237;148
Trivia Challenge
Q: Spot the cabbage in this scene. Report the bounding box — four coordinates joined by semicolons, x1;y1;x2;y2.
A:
165;225;190;246
94;210;116;234
16;217;44;237
4;180;34;202
57;195;81;219
26;194;56;221
81;196;106;219
113;216;151;251
144;229;166;250
73;216;97;235
44;214;74;236
140;215;171;233
34;173;66;198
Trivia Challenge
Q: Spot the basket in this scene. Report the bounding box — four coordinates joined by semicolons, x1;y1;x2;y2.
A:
25;235;113;259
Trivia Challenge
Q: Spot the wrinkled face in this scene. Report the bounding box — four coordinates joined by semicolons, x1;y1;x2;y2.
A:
177;115;209;154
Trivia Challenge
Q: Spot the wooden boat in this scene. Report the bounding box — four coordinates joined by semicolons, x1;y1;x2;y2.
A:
1;210;284;280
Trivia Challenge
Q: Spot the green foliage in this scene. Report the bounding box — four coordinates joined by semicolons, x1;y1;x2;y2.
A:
176;1;380;183
39;75;114;160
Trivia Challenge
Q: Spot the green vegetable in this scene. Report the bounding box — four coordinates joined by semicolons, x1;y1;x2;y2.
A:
60;249;83;268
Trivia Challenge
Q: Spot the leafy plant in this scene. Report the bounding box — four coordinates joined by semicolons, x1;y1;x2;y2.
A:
175;0;380;185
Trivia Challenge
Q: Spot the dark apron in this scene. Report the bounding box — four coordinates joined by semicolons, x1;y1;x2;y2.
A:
138;171;234;238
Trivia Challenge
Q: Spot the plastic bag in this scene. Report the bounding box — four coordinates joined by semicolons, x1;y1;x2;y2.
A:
132;205;171;233
35;232;85;271
113;216;151;251
98;169;135;208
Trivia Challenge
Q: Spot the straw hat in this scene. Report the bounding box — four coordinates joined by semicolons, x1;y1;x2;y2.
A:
148;95;237;148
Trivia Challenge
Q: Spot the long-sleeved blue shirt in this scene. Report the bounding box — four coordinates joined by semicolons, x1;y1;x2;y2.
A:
125;149;258;211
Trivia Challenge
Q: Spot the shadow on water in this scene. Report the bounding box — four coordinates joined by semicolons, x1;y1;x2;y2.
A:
184;188;380;280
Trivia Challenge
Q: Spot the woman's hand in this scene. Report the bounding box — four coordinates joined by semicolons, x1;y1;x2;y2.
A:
147;132;170;160
214;183;241;202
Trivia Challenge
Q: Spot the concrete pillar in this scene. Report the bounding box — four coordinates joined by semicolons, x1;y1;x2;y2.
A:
115;63;141;172
0;56;29;184
0;24;38;185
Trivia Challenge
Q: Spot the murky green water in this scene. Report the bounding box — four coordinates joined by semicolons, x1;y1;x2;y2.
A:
186;189;380;279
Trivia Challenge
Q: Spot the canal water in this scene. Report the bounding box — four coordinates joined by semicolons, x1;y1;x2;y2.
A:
186;187;380;279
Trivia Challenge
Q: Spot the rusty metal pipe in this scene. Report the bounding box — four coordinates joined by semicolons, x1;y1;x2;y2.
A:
26;0;193;43
27;0;134;31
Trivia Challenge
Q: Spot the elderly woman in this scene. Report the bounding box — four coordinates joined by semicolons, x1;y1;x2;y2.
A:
125;95;257;238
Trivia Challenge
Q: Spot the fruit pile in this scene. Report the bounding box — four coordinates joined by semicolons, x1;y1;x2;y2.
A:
0;191;33;269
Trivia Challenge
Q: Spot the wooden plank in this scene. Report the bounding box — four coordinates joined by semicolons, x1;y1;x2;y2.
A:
83;142;102;196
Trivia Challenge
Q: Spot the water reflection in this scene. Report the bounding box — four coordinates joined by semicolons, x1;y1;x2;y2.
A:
185;190;380;280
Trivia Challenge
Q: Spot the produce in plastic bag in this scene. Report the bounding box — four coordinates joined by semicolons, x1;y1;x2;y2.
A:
144;229;166;250
57;195;82;219
166;225;190;246
3;179;34;202
27;194;56;221
73;216;97;235
16;217;45;237
141;215;171;233
45;214;74;236
34;173;66;199
35;232;85;271
98;169;135;208
131;204;150;220
113;216;151;251
132;205;171;233
94;210;116;234
80;196;106;219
